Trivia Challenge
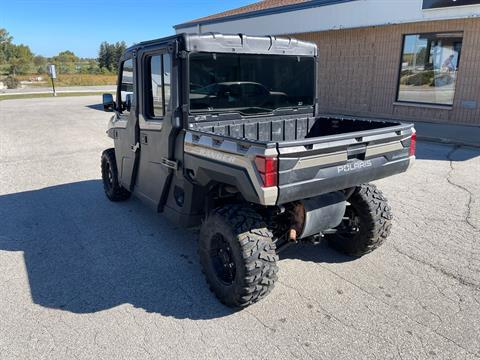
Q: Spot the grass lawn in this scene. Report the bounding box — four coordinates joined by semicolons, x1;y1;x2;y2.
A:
0;91;114;101
3;74;117;87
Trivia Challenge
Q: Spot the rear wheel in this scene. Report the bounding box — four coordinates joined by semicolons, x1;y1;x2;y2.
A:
199;205;279;308
327;184;392;256
101;148;131;202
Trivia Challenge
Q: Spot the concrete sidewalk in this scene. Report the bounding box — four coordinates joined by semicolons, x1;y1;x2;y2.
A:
415;121;480;148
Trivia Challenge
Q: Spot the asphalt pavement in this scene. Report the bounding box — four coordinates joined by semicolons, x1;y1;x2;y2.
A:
0;96;479;360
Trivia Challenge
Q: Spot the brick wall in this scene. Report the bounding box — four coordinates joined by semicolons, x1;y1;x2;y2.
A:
293;18;480;126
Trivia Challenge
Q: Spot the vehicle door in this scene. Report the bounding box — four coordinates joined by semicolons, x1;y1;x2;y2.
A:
133;46;177;211
113;54;139;190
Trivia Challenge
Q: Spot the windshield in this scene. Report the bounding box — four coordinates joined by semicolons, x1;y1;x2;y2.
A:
189;52;315;114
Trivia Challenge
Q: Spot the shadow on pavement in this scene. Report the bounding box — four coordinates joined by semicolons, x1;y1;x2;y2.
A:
0;180;232;319
0;180;361;318
415;141;480;161
85;103;108;111
280;241;356;264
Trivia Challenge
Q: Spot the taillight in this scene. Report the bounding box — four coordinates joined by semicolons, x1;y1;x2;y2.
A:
409;132;417;156
255;155;278;188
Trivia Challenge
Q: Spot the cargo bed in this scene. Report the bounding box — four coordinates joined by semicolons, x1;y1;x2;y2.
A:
187;114;414;205
188;114;405;144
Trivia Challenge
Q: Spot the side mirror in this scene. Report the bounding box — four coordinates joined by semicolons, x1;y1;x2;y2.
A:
102;93;115;111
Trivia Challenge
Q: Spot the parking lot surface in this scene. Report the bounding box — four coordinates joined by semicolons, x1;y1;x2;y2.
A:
0;96;479;360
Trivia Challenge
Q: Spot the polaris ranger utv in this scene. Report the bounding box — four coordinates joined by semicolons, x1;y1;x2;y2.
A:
101;33;416;308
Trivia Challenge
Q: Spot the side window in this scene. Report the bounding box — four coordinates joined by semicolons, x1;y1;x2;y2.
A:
119;59;134;114
147;53;171;118
163;54;171;113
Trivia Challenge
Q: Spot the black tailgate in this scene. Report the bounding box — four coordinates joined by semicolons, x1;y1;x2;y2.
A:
276;124;414;204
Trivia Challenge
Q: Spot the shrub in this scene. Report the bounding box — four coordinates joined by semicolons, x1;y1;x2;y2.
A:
4;76;19;89
430;74;454;87
400;70;435;86
400;69;414;77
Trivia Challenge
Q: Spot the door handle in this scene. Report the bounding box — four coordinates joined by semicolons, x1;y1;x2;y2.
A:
130;142;140;152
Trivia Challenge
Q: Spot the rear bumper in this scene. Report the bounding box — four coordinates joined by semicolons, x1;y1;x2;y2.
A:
277;155;414;204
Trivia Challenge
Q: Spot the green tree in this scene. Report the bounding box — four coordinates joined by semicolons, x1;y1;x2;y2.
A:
54;50;78;63
98;42;108;69
9;44;34;76
0;28;12;43
104;43;116;71
52;50;79;73
416;47;429;67
0;28;13;64
0;29;34;75
98;41;127;72
87;59;101;74
113;41;127;71
98;41;115;71
33;55;47;73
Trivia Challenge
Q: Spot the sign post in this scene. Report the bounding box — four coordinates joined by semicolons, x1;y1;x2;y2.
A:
47;64;57;97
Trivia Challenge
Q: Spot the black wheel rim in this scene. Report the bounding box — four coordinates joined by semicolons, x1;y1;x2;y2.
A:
336;205;361;240
210;233;236;285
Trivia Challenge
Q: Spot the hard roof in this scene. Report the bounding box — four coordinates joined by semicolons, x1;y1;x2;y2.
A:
126;33;317;57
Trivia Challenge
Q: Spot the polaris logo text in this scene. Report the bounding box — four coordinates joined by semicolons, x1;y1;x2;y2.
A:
337;160;372;173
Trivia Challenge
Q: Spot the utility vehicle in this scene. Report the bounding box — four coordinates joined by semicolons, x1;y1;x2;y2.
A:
101;33;416;308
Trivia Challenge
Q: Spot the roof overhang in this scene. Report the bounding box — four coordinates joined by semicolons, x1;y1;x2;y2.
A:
174;0;357;30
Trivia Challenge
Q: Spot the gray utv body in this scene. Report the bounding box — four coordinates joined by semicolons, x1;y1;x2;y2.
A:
101;33;415;308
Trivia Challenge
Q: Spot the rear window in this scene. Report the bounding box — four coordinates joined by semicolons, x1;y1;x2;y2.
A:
189;53;315;115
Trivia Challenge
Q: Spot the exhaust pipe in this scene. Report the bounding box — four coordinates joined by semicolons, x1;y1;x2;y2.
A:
290;192;346;240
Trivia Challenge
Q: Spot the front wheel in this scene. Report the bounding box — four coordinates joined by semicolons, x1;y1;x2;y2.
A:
327;184;392;257
199;205;279;308
101;148;131;202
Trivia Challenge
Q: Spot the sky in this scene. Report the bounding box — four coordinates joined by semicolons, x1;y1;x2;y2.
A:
0;0;253;58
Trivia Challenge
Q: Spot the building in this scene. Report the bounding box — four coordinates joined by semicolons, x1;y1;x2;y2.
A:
175;0;480;127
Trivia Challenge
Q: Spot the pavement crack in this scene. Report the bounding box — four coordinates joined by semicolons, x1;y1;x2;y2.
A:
245;309;277;333
277;280;396;347
446;146;479;231
315;263;480;358
124;306;154;359
390;242;480;290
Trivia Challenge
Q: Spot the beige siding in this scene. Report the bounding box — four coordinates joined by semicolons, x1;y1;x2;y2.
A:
293;18;480;126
